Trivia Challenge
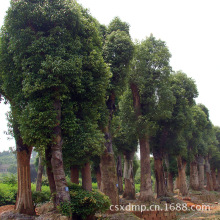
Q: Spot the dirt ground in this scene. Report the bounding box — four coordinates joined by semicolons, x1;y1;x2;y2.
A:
0;204;14;214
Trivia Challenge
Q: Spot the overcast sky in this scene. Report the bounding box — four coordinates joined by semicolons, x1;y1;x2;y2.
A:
0;0;220;152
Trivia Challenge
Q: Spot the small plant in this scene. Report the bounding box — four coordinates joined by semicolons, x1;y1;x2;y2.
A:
58;183;110;219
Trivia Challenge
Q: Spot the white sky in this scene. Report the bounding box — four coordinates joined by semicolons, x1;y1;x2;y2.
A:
0;0;220;152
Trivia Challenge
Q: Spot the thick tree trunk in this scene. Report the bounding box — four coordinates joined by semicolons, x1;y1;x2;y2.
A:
130;83;153;202
36;155;44;192
177;156;188;196
164;155;174;193
153;152;168;198
96;166;101;190
15;143;35;215
190;160;199;190
139;137;154;201
123;152;135;200
51;98;70;206
211;168;217;191
100;92;119;205
81;163;92;191
197;156;205;190
218;169;220;191
100;151;119;205
205;158;213;191
45;146;56;205
117;155;123;194
70;166;79;184
168;173;174;193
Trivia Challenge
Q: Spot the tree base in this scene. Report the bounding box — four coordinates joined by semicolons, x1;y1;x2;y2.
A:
139;190;155;202
100;152;119;205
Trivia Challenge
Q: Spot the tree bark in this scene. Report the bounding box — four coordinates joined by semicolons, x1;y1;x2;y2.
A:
205;157;213;191
168;173;174;193
190;160;199;190
100;151;119;205
100;92;119;205
51;98;70;206
123;152;135;200
81;162;92;191
175;176;180;189
130;83;153;202
15;143;35;215
211;167;217;191
218;169;220;191
164;155;174;193
139;137;154;201
70;165;79;184
45;146;56;205
36;155;44;192
177;156;188;196
96;166;101;190
197;156;205;190
117;155;123;194
153;151;168;198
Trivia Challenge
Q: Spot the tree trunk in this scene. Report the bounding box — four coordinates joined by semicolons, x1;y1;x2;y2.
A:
123;152;135;200
139;137;154;201
36;155;44;192
51;98;70;206
81;162;92;191
117;155;123;194
168;173;174;193
15;143;35;215
45;146;56;205
190;160;199;190
197;156;204;190
130;83;153;202
205;157;213;191
100;92;119;205
100;151;119;205
164;155;173;193
211;168;217;191
70;166;79;184
218;169;220;191
175;176;180;189
153;151;168;198
177;156;188;196
96;166;101;190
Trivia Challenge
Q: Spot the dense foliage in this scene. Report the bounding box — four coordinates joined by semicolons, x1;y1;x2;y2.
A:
58;183;110;219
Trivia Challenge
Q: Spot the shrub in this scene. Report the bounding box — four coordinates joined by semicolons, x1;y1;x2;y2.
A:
0;173;17;185
0;179;51;206
0;183;17;205
31;183;51;204
58;183;110;219
32;190;51;204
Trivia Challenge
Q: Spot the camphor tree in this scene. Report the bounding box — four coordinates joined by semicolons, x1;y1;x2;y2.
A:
150;122;171;197
197;104;218;191
210;126;220;191
1;0;110;208
129;35;175;201
113;88;138;200
100;17;134;205
188;105;208;191
162;71;198;196
1;20;35;215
